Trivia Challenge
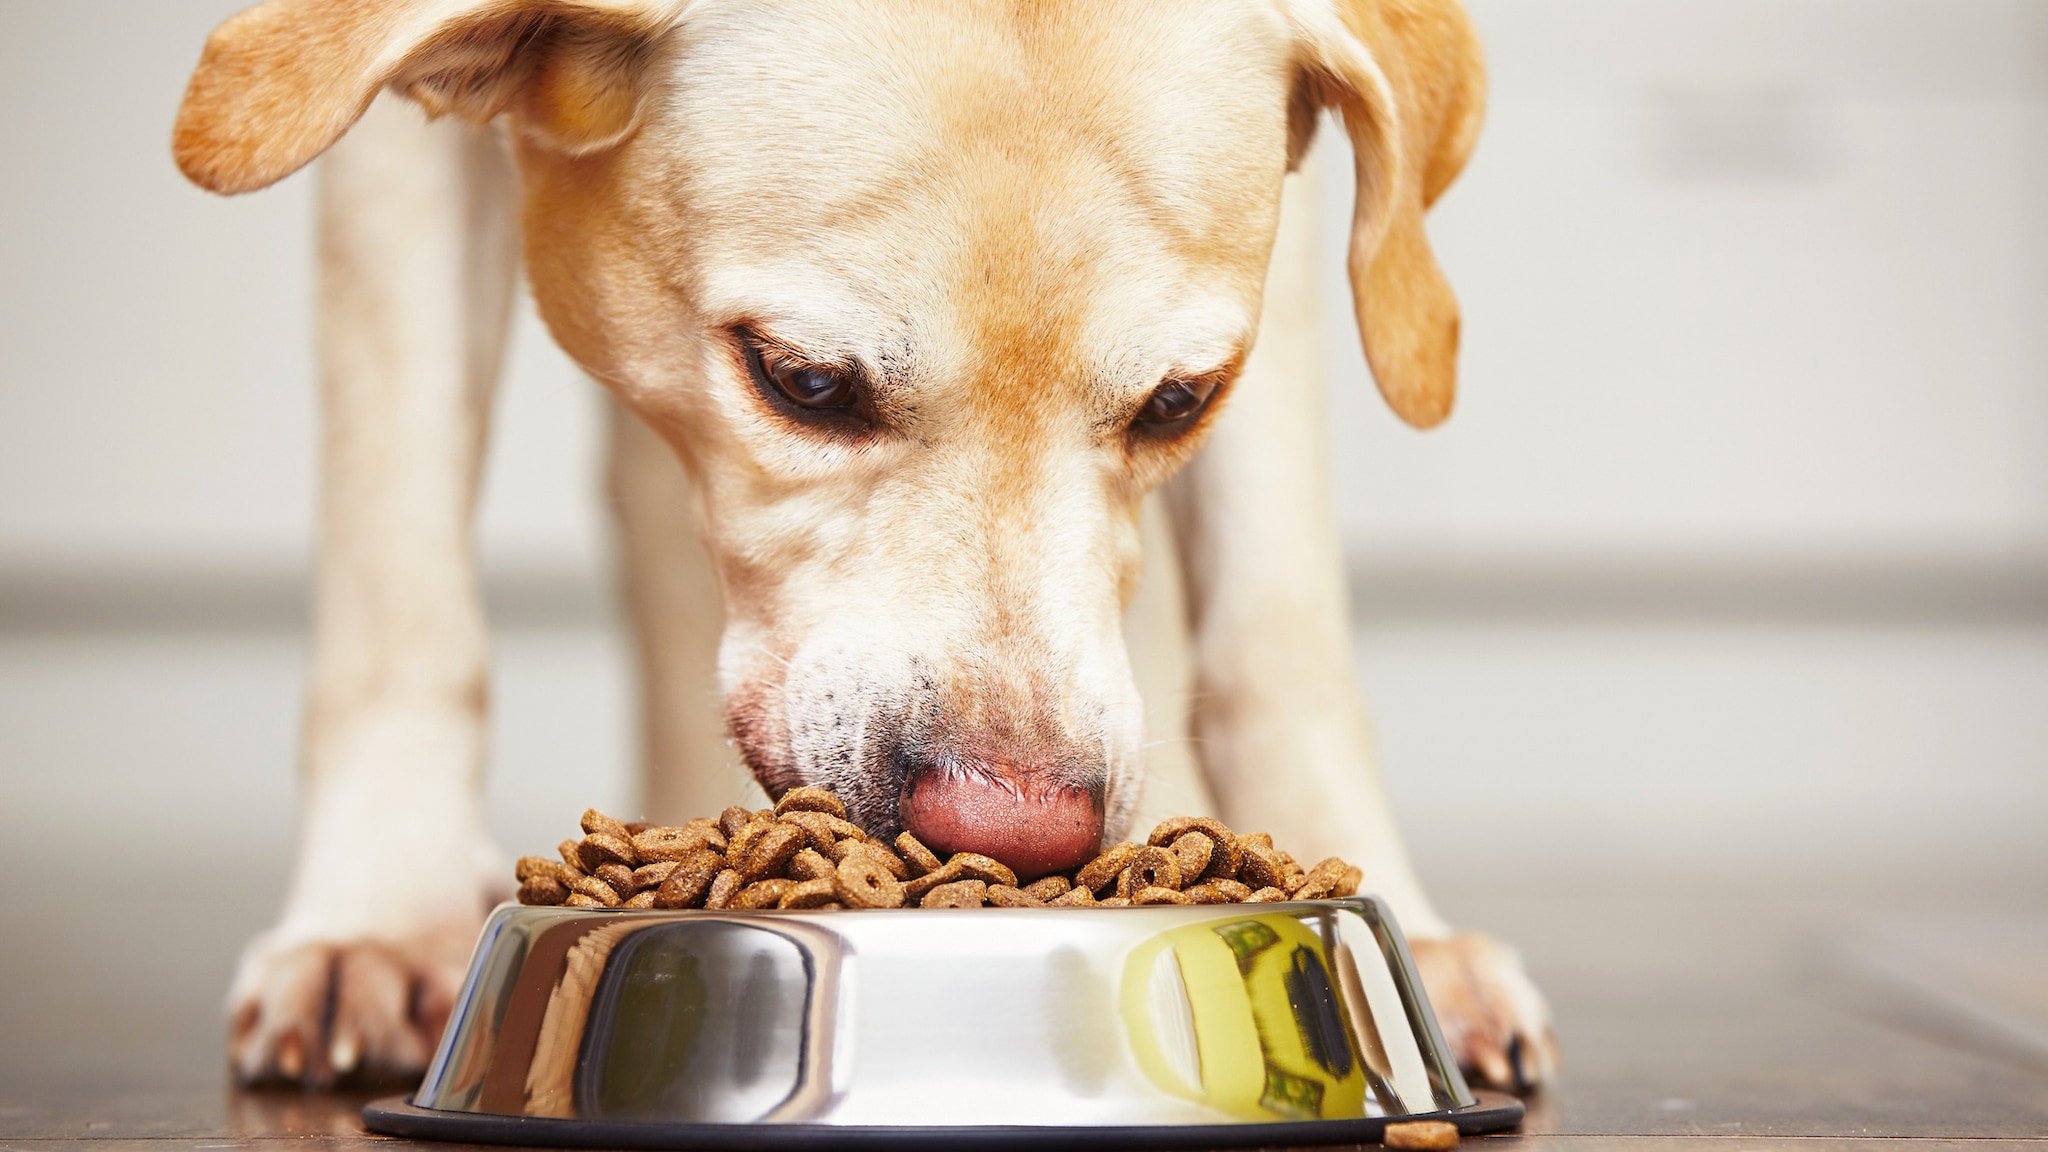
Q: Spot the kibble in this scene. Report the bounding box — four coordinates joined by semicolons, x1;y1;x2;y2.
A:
779;877;841;909
1383;1120;1460;1150
834;852;906;909
1116;846;1181;898
731;878;794;910
516;790;1361;912
577;833;638;872
567;874;622;907
736;823;804;883
921;879;988;908
593;861;637;898
703;869;744;909
788;847;837;882
986;885;1043;908
774;786;848;819
893;831;943;876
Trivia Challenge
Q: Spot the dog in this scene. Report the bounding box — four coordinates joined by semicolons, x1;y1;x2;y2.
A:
173;0;1555;1092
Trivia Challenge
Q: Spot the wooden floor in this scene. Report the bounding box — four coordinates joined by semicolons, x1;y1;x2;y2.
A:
2;865;2044;1150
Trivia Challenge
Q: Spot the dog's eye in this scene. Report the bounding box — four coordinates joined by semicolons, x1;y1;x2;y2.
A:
1136;378;1219;427
762;355;856;409
737;328;861;416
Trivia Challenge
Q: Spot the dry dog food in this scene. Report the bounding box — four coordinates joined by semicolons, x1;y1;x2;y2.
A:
1383;1119;1461;1149
514;786;1363;910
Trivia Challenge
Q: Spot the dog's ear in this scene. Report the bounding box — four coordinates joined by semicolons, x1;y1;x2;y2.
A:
1286;0;1485;429
173;0;678;195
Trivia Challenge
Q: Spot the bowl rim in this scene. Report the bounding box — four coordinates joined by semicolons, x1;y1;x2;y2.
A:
364;1089;1525;1148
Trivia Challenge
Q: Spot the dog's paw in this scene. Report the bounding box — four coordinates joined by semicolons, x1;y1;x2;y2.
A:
226;920;478;1088
1410;932;1558;1093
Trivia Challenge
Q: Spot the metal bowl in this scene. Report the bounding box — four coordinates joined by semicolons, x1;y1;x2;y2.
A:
364;897;1522;1148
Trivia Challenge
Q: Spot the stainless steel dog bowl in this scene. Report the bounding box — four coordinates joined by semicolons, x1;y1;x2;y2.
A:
364;897;1522;1147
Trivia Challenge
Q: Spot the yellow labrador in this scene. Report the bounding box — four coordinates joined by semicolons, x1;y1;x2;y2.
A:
174;0;1555;1091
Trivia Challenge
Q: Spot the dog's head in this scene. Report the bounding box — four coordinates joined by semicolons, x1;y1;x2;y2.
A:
175;0;1481;877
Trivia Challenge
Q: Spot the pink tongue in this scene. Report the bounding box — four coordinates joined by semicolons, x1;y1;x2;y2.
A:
899;772;1103;881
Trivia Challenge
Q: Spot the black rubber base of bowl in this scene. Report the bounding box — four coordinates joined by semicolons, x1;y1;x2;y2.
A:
362;1091;1522;1149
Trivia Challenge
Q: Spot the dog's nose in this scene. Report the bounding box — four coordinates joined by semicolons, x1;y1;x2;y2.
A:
898;762;1103;880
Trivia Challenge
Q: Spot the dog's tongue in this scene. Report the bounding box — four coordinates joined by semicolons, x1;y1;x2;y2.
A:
899;772;1103;881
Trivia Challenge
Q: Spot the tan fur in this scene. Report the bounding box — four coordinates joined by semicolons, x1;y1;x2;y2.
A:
173;0;1552;1091
1291;0;1486;428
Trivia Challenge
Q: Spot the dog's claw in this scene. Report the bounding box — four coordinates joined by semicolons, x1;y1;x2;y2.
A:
226;923;476;1088
1410;932;1558;1093
1506;1034;1531;1093
331;1030;362;1078
275;1030;306;1081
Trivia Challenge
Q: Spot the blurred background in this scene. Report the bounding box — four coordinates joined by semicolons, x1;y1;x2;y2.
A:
2;0;2044;1119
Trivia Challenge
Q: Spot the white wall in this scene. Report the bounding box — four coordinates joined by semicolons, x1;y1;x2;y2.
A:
1327;0;2048;570
3;0;2043;576
0;0;605;574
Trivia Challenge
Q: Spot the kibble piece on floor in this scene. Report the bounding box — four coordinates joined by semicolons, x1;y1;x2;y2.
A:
1383;1120;1459;1149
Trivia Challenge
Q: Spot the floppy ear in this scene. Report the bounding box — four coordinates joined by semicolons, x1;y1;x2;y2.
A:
1286;0;1486;429
173;0;679;195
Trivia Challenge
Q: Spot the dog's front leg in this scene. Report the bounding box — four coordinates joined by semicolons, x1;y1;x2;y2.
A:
226;97;519;1087
606;398;757;822
1166;155;1557;1091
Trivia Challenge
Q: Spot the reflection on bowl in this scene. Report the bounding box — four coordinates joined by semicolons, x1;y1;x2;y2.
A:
364;898;1523;1146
